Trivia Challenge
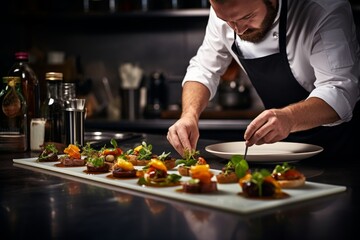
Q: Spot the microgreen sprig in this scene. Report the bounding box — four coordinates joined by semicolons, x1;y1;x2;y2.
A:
175;149;200;166
157;151;171;160
273;162;292;174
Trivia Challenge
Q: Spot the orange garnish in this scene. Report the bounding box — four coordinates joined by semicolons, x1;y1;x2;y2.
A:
64;144;81;159
190;164;213;183
238;172;252;187
115;159;134;171
148;159;167;172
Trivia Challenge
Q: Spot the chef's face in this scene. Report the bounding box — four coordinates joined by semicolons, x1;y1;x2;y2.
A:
211;0;278;43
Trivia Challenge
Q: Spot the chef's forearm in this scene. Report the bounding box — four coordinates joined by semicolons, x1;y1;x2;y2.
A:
285;97;340;132
181;81;211;121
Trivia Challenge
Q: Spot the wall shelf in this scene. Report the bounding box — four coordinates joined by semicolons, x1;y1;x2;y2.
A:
4;9;210;32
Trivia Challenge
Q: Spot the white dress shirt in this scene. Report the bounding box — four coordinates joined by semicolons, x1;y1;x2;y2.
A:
183;0;360;123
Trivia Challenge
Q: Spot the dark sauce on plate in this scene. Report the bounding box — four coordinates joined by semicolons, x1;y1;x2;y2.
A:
238;191;290;200
54;163;85;167
83;169;110;174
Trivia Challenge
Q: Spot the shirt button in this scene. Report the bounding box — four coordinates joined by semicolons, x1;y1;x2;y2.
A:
273;32;279;39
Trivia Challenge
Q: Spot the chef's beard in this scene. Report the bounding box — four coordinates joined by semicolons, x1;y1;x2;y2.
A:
239;0;278;43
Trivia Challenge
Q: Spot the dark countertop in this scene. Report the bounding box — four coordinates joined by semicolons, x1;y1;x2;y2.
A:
1;133;359;240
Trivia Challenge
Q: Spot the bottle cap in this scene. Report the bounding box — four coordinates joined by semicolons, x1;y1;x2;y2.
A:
15;52;29;60
45;72;63;81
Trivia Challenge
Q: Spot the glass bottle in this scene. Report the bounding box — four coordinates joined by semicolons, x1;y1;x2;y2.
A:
0;76;28;152
8;51;41;148
8;52;41;119
41;72;64;144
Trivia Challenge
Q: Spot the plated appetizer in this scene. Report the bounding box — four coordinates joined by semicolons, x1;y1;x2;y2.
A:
112;157;137;178
156;151;176;170
86;155;111;173
181;164;217;193
37;144;59;162
83;138;125;171
59;144;85;166
101;138;123;166
216;155;249;183
239;169;288;199
126;141;155;166
137;159;182;187
271;162;306;188
81;142;99;160
175;149;207;176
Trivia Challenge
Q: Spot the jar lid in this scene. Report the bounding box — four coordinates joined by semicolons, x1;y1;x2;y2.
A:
3;76;21;84
45;72;63;81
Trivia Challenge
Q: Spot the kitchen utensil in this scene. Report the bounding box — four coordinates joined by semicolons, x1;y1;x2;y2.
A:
244;144;248;160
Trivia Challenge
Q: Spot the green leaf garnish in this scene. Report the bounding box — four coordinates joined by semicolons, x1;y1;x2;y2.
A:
87;155;105;167
38;144;58;161
43;144;58;154
157;152;171;160
167;173;182;183
81;142;97;158
175;149;200;166
223;155;249;178
110;138;118;148
273;162;292;174
137;141;153;160
250;169;271;196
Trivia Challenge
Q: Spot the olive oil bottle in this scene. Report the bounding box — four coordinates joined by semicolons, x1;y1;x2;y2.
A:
0;76;28;152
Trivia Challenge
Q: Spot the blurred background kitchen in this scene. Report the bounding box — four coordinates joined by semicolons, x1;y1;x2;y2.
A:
1;0;359;140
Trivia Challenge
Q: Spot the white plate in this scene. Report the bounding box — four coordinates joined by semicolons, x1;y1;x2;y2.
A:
205;141;323;163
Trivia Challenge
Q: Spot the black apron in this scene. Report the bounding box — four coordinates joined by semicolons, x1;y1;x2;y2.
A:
231;0;359;162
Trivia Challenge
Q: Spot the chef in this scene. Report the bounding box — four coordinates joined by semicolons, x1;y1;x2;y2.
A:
167;0;360;161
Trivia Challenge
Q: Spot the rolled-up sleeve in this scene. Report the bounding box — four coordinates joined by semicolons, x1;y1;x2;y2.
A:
307;4;360;124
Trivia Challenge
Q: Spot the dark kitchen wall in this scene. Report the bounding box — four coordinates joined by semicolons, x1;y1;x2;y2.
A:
0;1;209;110
1;1;359;118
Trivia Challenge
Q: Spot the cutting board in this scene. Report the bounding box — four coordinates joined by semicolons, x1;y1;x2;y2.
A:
13;157;346;214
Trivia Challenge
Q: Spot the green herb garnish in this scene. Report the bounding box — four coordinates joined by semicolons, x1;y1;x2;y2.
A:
250;169;271;197
86;155;105;167
273;162;292;174
228;155;249;178
137;142;153;159
81;142;98;158
38;144;58;161
157;151;171;160
137;173;182;186
127;141;153;160
175;149;200;166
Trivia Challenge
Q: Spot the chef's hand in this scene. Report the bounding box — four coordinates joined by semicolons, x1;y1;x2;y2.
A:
167;116;199;157
244;109;292;147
